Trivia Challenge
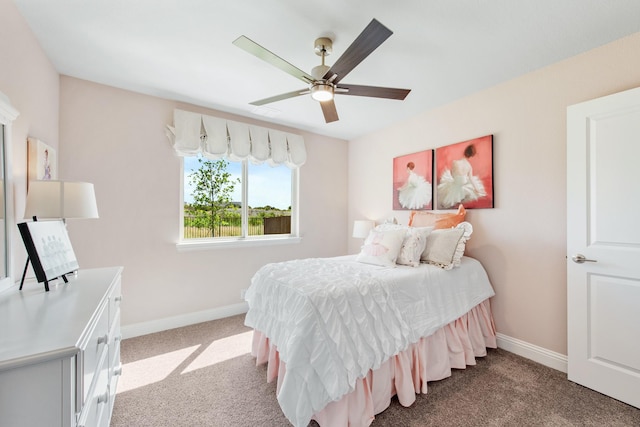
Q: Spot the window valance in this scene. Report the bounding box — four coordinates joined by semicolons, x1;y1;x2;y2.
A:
166;109;306;169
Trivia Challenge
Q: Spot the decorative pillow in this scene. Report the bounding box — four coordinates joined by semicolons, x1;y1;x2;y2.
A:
356;228;406;267
374;224;434;267
396;226;433;267
409;204;466;229
374;223;405;232
435;204;466;229
421;221;473;270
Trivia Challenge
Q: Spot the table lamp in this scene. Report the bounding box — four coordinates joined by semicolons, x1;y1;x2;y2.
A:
352;220;375;239
21;180;99;289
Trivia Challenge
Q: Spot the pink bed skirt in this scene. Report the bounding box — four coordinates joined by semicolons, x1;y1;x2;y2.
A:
251;298;497;427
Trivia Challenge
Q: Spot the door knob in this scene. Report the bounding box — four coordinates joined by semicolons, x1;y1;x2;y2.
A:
572;254;597;264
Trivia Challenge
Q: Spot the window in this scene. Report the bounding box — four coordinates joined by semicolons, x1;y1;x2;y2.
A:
182;155;297;242
168;109;306;249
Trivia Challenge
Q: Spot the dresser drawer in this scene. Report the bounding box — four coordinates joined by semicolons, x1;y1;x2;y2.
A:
77;350;110;427
108;309;122;408
109;339;122;418
108;284;122;376
108;310;121;361
109;275;122;325
79;300;109;407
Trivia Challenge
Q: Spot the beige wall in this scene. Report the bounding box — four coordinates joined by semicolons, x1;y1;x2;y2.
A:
58;77;348;327
348;32;640;355
0;0;59;276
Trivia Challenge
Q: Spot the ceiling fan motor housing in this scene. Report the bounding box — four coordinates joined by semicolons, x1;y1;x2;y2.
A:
311;64;331;80
314;37;332;56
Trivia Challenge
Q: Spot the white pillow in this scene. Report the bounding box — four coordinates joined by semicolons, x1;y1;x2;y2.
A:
356;228;406;267
374;224;434;267
421;222;473;270
396;226;433;267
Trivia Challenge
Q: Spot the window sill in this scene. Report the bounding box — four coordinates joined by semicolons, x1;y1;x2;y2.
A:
176;236;302;252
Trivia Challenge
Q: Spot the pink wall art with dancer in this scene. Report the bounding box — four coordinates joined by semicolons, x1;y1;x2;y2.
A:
435;135;493;209
393;149;433;210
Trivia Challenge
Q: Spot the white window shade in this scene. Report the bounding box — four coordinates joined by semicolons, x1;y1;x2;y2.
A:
167;109;306;168
201;115;228;158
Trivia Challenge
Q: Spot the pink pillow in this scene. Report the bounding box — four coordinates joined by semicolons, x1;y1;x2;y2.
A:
409;204;466;229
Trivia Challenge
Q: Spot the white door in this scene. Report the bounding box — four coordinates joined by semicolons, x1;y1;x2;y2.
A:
567;86;640;408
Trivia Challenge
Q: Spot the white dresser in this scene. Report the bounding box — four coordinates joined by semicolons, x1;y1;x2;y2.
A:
0;267;123;427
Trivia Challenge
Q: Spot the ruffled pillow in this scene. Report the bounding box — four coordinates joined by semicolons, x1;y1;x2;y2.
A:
356;228;406;267
421;221;473;269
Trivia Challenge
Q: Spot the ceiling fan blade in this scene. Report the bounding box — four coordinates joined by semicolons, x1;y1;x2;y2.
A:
250;89;309;106
320;99;339;123
233;36;314;84
322;19;392;84
336;84;411;100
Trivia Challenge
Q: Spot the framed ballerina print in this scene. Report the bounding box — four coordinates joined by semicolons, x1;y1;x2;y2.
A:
27;137;57;189
435;135;494;209
393;149;433;210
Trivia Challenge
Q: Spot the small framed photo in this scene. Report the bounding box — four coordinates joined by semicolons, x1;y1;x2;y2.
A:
27;137;57;187
18;220;79;290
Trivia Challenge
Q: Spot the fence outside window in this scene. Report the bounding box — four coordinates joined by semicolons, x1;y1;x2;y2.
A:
184;208;291;238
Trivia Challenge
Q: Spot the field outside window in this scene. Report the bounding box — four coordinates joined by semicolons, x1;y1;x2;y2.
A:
183;156;294;240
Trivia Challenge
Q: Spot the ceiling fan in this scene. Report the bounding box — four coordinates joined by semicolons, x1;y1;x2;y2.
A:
233;18;411;123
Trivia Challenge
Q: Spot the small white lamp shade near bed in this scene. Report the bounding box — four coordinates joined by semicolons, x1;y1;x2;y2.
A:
25;180;99;220
352;220;375;239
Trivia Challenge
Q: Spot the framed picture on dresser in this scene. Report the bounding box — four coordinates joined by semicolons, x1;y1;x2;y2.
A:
18;220;78;290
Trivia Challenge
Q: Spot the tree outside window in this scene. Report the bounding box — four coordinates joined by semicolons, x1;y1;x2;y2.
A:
187;157;240;237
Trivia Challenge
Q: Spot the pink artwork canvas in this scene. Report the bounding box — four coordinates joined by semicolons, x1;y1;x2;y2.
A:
393;149;433;210
435;135;494;209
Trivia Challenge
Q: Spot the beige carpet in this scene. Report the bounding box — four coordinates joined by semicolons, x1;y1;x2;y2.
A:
111;314;640;426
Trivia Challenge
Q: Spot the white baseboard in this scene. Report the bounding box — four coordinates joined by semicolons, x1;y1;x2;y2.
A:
496;332;567;373
121;302;249;339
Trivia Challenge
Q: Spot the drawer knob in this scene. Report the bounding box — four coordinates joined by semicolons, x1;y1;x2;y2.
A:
114;295;123;302
114;365;123;376
97;390;109;404
115;334;122;343
97;334;109;345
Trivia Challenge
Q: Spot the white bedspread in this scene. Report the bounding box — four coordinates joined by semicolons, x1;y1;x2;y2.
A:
244;255;495;427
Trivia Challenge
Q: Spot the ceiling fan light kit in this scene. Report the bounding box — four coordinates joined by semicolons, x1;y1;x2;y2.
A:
310;82;334;102
233;18;411;123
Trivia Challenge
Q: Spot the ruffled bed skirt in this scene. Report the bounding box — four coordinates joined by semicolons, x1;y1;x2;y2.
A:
251;298;497;427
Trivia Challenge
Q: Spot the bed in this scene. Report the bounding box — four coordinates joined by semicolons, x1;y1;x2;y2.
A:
244;220;496;427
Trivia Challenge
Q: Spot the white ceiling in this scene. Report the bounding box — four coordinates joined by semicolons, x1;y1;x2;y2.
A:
12;0;640;140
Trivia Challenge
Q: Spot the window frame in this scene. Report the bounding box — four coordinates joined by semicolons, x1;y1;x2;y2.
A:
176;156;301;252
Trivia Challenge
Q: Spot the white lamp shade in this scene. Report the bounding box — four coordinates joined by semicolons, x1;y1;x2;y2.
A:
25;180;99;219
352;220;375;238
